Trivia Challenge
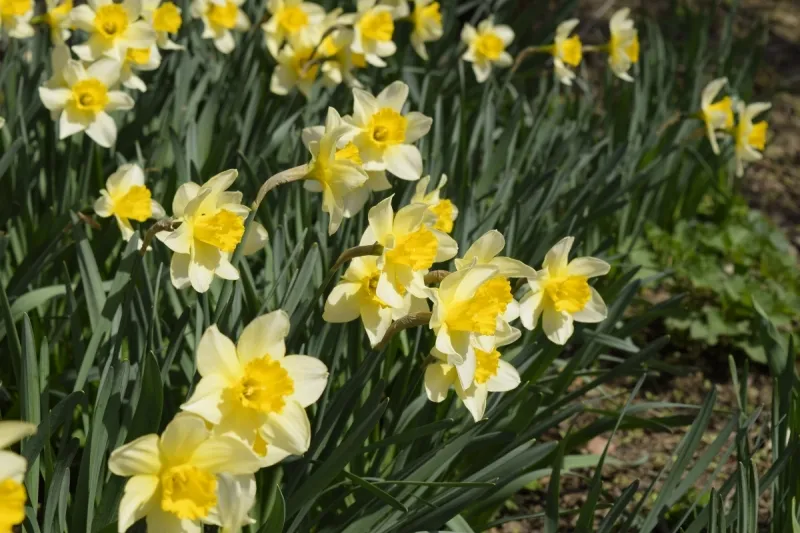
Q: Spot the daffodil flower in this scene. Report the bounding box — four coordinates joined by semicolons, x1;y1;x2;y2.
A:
410;0;443;60
734;101;770;177
454;230;536;279
519;236;609;345
191;0;250;54
142;0;184;50
0;421;37;533
261;0;325;58
608;8;639;82
0;0;34;39
324;255;429;346
270;42;323;98
39;58;135;148
699;77;734;155
180;312;329;465
44;0;72;43
156;169;268;293
345;81;433;181
461;17;514;83
411;175;458;234
318;26;367;89
341;0;397;68
549;19;582;86
425;341;520;422
94;164;165;241
120;44;161;92
427;263;521;388
299;107;369;234
70;0;157;62
108;413;262;532
362;196;458;307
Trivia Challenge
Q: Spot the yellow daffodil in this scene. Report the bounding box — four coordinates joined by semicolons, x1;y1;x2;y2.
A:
427;263;521;388
341;0;397;68
261;0;325;58
519;236;609;345
142;0;184;50
156;170;268;293
191;0;250;54
324;255;429;346
362;195;458;307
425;341;520;422
411;175;458;234
0;0;34;39
345;81;433;181
181;312;329;465
108;413;261;532
44;0;72;43
699;77;734;155
120;44;161;92
461;17;514;83
270;42;322;98
0;421;37;533
70;0;157;61
317;25;367;89
734;101;770;177
410;0;443;60
39;58;135;148
94;164;165;241
608;8;638;82
550;19;582;86
299;107;369;234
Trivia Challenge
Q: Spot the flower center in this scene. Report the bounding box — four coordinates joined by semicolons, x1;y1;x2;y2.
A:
556;35;582;66
126;47;151;65
544;276;591;313
474;349;501;384
207;0;237;29
160;465;217;520
233;357;294;414
71;79;109;113
748;121;767;150
705;97;734;130
626;34;640;63
153;2;182;33
0;479;26;532
413;1;441;32
362;273;390;307
336;142;362;165
359;10;394;42
277;5;308;34
112;185;153;221
430;200;455;233
385;226;439;270
192;209;245;253
44;0;71;26
0;0;31;17
446;277;513;335
368;108;407;146
475;32;504;61
94;4;129;39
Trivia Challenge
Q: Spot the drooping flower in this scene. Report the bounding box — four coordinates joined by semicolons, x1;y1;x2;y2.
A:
261;0;325;58
70;0;157;61
345;81;433;181
180;312;329;465
698;77;734;155
607;8;639;82
550;19;582;86
425;340;520;422
38;58;135;148
461;17;514;83
324;255;429;346
410;0;443;60
361;196;458;307
341;0;397;67
0;0;34;39
191;0;250;54
44;0;72;43
734;101;770;177
519;236;610;345
0;421;37;533
156;170;268;293
411;175;458;234
299;107;368;234
94;164;166;241
108;413;261;532
121;44;162;92
142;0;184;50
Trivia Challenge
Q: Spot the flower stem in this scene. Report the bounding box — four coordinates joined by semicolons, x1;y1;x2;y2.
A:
511;45;555;74
139;218;181;255
374;312;433;351
253;164;310;210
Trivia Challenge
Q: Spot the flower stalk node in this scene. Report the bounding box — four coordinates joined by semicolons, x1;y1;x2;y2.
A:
140;218;181;255
374;311;432;351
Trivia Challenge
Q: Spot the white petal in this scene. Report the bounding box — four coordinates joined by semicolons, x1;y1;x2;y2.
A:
169;252;191;289
384;144;423;181
108;434;161;477
159;223;191;254
215;474;257;532
260;400;311;456
490;257;537;278
376;81;408;112
172;182;201;216
0;421;37;449
362;304;393;347
107;91;135;111
118;475;159;532
542;236;574;274
0;451;27;483
282;355;329;407
571;287;608;323
424;362;454;402
367;195;394;243
159;414;209;464
236;310;290;364
190;435;261;474
180;374;228;425
463;230;504;264
456;382;487;422
519;289;543;330
486;360;520;392
94;195;113;218
323;283;363;323
197;325;242;381
242;222;268;255
566;257;610;278
59;109;88;140
352;87;378;125
87;58;123;87
189;241;221;293
39;87;70;110
542;308;574;345
85;112;117;148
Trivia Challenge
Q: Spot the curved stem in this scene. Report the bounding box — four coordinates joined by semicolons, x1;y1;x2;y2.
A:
374;312;433;351
253;164;310;210
331;243;384;272
511;45;554;74
139;218;181;256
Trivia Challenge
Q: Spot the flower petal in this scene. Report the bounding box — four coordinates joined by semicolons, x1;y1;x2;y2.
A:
0;451;27;482
190;435;261;475
542;236;574;274
197;324;242;381
118;475;159;532
180;374;229;425
0;421;37;449
384;144;423;181
486;360;520;392
169;252;191;289
85;112;117;148
424;362;454;402
236;310;290;364
376;81;408;112
260;400;311;456
323;282;363;323
571;287;608;323
108;434;161;477
566;257;610;278
281;355;328;408
542;308;574;345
